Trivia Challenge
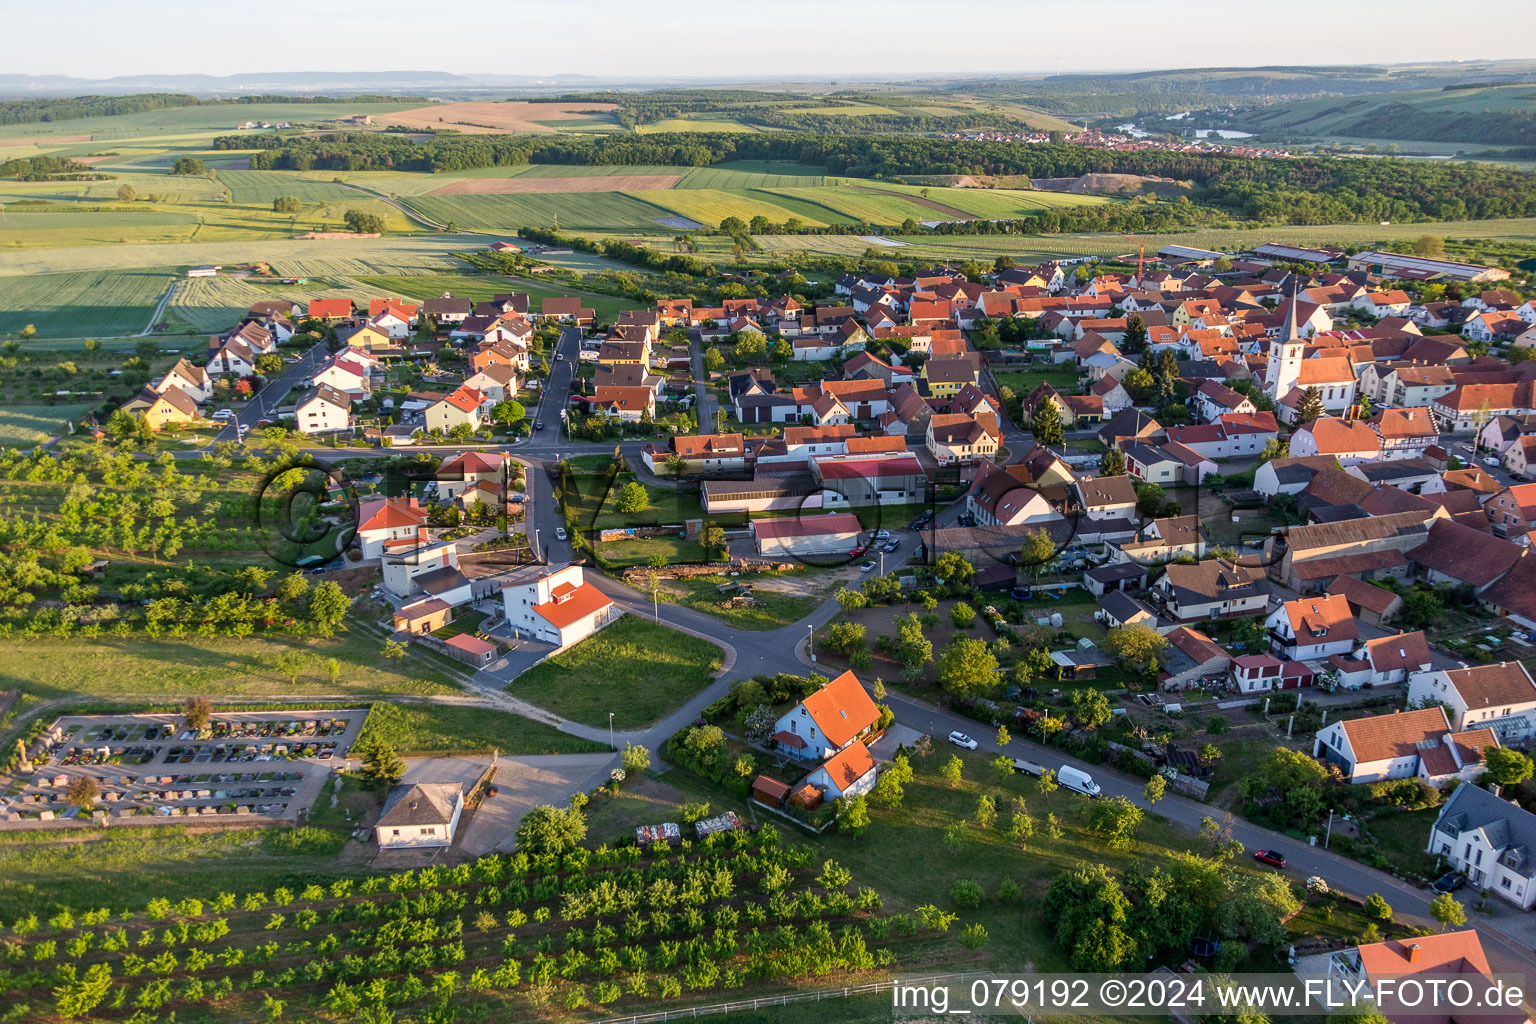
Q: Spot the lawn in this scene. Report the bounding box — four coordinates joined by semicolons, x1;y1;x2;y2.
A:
560;464;707;529
596;533;708;567
0;824;358;919
508;615;723;728
661;572;820;631
355;700;608;756
992;367;1083;397
0;622;461;701
431;607;488;640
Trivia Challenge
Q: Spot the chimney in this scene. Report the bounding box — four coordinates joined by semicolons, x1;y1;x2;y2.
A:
1407;942;1421;964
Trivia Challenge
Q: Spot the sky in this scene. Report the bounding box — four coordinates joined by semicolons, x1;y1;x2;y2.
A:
9;0;1536;80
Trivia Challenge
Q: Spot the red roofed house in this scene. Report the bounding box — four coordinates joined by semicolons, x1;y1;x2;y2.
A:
1313;705;1495;783
1367;407;1440;461
1359;631;1434;686
803;740;878;800
435;450;508;503
925;412;999;465
1407;661;1536;740
1290;416;1383;466
772;670;882;763
749;512;861;558
425;385;486;434
307;297;355;321
593;386;656;423
357;496;428;559
499;562;615;649
1266;593;1358;660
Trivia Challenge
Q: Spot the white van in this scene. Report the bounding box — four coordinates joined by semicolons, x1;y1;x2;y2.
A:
1058;765;1101;798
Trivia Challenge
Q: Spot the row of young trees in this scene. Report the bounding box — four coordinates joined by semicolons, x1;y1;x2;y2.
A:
6;826;947;1020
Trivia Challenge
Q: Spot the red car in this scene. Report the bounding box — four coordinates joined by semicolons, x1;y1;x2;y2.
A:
1253;849;1286;869
848;545;868;557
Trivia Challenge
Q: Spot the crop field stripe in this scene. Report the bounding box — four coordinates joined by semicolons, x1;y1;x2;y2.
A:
0;268;175;338
743;188;857;224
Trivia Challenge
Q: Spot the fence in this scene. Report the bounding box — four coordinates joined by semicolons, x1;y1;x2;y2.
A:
593;971;1001;1024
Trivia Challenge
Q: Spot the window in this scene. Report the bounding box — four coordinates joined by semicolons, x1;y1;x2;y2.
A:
1502;877;1513;889
391;829;400;837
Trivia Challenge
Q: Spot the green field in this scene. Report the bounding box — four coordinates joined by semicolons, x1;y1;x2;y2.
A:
508;615;723;728
639;187;831;229
0;626;460;701
403;191;676;232
216;170;363;204
0;235;484;276
0;267;173;338
166;274;379;334
0;403;97;447
355;700;608;756
352;272;630;321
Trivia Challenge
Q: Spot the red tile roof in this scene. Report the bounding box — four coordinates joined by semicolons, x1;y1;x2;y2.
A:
817;740;876;793
308;298;354;319
800;670;881;749
532;582;612;631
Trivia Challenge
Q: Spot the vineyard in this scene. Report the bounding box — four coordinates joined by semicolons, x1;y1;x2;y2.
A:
0;828;958;1022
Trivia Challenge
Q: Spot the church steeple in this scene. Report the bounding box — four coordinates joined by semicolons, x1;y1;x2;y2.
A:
1265;278;1305;404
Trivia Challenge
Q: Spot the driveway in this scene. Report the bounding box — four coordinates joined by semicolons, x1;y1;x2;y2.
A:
401;753;615;856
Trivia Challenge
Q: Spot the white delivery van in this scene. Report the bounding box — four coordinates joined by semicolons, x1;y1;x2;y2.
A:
1058;765;1101;798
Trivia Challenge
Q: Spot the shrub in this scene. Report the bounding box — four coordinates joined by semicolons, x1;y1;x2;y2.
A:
949;880;984;910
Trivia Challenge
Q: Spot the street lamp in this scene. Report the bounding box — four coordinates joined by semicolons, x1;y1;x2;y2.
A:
608;712;615;751
807;623;815;663
1325;808;1335;849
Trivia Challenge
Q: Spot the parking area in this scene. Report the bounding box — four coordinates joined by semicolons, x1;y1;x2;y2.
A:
1;709;368;828
397;752;615;857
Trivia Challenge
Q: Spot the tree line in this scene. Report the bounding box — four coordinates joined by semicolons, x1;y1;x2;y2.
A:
0;92;432;128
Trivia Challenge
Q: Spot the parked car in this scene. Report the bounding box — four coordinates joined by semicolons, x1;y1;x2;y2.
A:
555;527;568;541
1484;456;1502;467
1253;849;1287;869
948;731;978;750
535;421;545;430
1431;871;1466;894
874;530;891;541
211;409;233;421
859;561;876;573
882;540;900;553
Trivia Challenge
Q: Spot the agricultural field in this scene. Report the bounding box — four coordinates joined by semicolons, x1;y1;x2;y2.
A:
0;268;174;338
0;404;97;447
0;102;424;149
352;273;630;321
165;275;374;334
0;235;484;277
403;192;677;232
375;100;623;133
636;188;833;229
215;170;362;205
0;827;934;1021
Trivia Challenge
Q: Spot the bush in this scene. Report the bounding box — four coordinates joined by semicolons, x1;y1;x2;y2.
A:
949;879;984;910
950;603;976;629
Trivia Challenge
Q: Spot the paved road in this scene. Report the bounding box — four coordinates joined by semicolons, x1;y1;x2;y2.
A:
211;339;329;445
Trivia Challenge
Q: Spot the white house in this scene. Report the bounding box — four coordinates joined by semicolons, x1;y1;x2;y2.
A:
1266;593;1358;660
153;358;212;404
293;383;351;435
1312;706;1492;783
1359;632;1433;687
499;562;615;648
1426;781;1536;909
1406;661;1536;742
356;496;428;560
311;354;373;398
771;670;881;763
803;741;878;801
374;783;464;850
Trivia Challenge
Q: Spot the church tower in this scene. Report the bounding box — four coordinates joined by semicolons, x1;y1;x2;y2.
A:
1265;282;1305;404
